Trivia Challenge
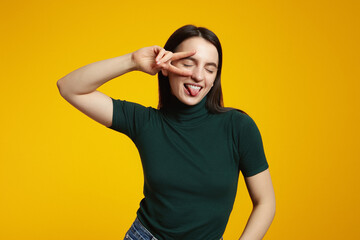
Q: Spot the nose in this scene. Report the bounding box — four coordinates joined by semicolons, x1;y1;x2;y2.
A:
191;67;204;82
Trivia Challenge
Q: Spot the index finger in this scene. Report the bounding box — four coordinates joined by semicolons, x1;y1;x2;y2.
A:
171;50;196;61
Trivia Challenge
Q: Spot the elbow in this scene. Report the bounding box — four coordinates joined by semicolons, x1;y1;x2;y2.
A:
269;201;276;223
56;79;63;95
271;200;276;219
253;197;276;218
57;78;69;98
271;193;276;216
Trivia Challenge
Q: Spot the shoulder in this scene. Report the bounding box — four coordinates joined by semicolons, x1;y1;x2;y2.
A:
114;99;163;125
221;109;263;141
109;98;160;135
220;109;255;128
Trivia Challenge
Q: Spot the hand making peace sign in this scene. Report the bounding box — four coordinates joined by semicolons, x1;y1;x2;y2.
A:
131;45;196;76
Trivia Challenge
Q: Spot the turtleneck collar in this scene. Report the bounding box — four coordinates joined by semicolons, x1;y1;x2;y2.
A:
161;95;210;126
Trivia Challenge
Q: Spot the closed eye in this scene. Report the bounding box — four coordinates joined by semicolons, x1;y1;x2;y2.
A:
183;64;193;67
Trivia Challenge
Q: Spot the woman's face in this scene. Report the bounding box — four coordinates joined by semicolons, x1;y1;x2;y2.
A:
165;37;219;106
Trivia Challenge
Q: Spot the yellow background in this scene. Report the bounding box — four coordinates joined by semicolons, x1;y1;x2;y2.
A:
1;0;359;239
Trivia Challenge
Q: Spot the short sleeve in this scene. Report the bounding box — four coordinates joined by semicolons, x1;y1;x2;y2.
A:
108;98;151;140
237;113;269;177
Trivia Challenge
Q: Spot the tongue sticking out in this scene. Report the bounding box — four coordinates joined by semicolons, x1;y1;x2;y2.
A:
185;85;201;97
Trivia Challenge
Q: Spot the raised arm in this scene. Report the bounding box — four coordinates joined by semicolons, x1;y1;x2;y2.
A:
56;46;195;127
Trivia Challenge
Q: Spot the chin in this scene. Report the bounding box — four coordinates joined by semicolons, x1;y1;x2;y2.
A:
179;96;203;106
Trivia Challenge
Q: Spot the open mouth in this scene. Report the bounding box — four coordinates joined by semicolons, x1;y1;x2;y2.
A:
184;84;202;97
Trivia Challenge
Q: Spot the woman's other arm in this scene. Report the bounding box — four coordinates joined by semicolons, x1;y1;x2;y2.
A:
56;46;195;127
239;169;276;240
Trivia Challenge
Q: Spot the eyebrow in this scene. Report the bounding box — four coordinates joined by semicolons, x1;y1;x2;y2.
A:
183;57;218;68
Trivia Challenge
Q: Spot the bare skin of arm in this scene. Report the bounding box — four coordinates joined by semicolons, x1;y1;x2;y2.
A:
239;169;276;240
56;46;195;127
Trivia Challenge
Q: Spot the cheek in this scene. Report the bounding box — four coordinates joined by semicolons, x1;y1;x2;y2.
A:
207;78;216;88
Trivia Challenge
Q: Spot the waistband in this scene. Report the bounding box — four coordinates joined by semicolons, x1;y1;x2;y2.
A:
130;217;223;240
132;217;158;240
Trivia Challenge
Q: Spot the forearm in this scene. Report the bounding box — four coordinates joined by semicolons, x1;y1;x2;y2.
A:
239;203;275;240
57;52;136;96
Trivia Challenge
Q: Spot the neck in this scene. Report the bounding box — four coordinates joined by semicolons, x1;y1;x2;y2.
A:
162;95;209;125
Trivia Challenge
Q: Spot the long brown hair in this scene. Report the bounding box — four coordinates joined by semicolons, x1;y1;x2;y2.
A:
158;25;245;114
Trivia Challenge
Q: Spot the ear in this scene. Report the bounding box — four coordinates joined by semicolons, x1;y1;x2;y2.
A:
161;69;168;76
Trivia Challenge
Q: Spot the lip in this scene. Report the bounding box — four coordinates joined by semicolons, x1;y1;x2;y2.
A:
184;83;203;88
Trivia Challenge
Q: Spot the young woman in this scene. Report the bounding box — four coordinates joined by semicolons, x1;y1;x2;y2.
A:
57;25;275;240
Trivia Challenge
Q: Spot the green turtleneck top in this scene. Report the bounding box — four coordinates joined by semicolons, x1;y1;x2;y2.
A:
109;96;268;240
